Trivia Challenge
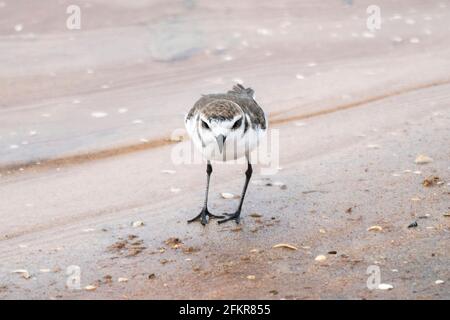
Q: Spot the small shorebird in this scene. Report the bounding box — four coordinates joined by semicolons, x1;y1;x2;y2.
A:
185;84;267;225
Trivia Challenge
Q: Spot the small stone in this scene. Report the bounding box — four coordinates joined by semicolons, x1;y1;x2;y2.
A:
249;213;262;218
414;154;433;164
407;221;418;228
315;255;327;262
377;283;393;290
435;280;444;285
132;221;144;228
246;275;256;280
118;277;128;283
269;290;278;295
221;192;239;199
84;285;97;291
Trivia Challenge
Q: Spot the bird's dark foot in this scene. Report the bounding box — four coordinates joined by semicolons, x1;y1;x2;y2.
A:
187;208;224;226
217;211;241;224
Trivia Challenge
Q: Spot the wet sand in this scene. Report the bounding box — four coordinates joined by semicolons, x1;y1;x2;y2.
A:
0;0;449;299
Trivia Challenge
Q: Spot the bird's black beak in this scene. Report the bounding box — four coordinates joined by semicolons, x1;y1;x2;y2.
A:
216;134;226;153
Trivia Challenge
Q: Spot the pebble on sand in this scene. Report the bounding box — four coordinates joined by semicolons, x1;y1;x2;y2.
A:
435;280;444;285
250;213;262;218
315;255;327;262
132;221;145;228
414;154;433;164
367;225;383;232
118;277;128;283
221;192;239;199
377;283;394;290
84;285;97;291
407;221;418;228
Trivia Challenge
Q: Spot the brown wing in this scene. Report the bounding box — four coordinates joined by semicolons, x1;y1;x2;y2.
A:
186;85;266;130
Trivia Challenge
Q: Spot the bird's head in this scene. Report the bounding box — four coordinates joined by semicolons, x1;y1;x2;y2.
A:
199;100;246;153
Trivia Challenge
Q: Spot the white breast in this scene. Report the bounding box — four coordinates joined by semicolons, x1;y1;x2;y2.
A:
185;113;267;162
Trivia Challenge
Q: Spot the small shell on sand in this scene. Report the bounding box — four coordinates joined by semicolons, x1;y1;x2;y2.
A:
12;269;30;279
273;243;298;250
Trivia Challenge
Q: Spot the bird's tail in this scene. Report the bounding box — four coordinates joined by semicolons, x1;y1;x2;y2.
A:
229;83;255;98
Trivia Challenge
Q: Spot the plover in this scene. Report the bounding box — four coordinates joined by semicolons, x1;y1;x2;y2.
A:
185;84;267;225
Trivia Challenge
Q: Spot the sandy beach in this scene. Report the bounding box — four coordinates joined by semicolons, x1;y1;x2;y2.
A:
0;0;449;299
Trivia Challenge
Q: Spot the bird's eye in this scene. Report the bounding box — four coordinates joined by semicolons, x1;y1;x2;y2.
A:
232;118;242;130
202;120;210;130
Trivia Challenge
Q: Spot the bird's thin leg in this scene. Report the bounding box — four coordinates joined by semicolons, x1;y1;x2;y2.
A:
188;161;223;225
218;159;253;224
